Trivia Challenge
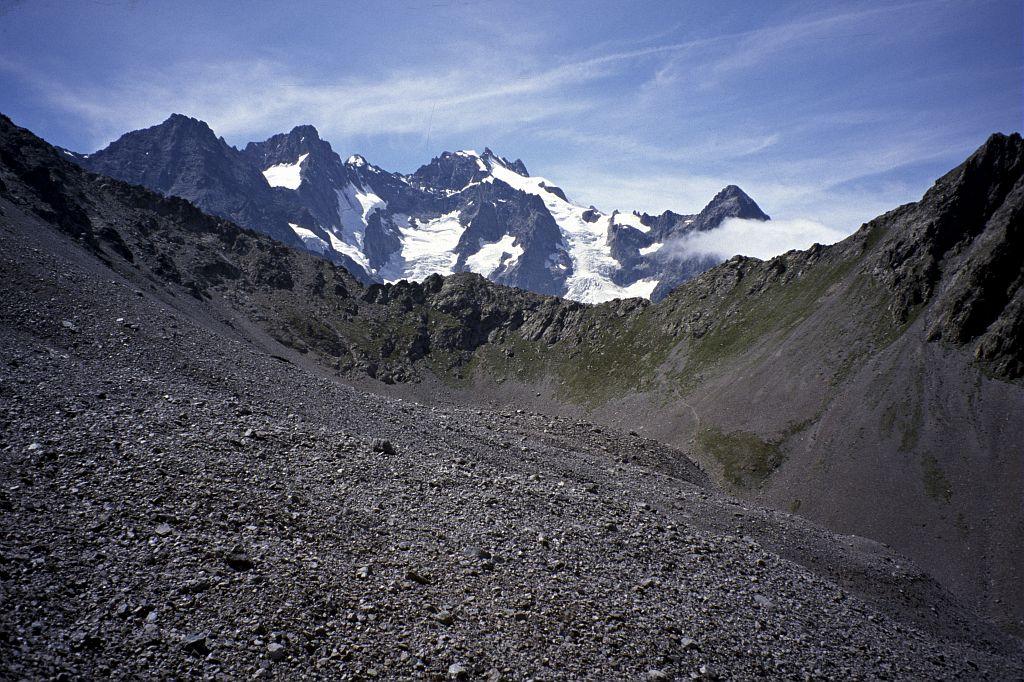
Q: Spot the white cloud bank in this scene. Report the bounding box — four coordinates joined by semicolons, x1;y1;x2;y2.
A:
666;217;848;262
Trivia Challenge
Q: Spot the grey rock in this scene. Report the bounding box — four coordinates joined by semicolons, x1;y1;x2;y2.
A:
182;633;209;657
371;439;397;455
267;642;287;662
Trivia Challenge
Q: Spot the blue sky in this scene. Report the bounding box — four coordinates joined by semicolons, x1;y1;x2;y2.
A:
1;0;1020;234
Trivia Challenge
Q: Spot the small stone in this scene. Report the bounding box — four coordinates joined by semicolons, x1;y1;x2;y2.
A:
463;546;491;560
405;569;430;585
183;633;209;657
435;610;455;625
680;637;698;650
225;553;255;571
371;439;397;455
448;662;469;679
356;565;372;580
646;670;670;681
267;642;287;661
154;523;172;536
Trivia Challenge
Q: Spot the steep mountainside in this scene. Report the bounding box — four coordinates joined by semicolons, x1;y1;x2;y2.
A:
3;112;1024;679
4;114;1023;635
70;115;373;281
74;115;771;302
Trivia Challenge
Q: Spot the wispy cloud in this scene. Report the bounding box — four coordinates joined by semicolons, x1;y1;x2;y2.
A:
533;128;781;164
663;217;848;262
0;0;1014;237
0;0;949;149
2;57;603;150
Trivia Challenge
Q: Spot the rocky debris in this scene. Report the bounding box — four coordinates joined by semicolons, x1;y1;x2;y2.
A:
0;218;1021;680
434;610;456;626
404;569;431;585
447;661;469;679
224;551;255;572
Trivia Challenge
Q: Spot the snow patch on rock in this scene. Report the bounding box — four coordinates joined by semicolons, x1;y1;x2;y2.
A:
465;235;522;277
263;153;308;189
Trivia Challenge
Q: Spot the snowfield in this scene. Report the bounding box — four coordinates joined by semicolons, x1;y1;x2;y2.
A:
465;234;523;277
381;211;464;282
262;153;308;189
484;156;659;303
271;148;702;302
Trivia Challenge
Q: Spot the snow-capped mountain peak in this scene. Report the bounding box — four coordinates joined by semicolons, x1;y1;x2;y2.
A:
74;115;770;303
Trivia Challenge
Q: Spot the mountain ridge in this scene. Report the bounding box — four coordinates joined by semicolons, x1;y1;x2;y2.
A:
73;113;773;303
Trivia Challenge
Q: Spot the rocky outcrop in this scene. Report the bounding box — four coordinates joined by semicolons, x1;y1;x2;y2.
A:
78;115;305;248
880;132;1024;377
410;150;484;193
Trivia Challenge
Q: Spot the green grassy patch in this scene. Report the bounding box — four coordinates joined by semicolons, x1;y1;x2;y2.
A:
280;312;346;357
697;426;786;489
552;309;675;406
682;257;856;381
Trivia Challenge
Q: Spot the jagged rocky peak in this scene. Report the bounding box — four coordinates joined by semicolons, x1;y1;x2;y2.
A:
77;113;247;196
65;113;784;302
240;124;341;182
99;113;219;157
481;147;528;176
343;154;388;175
410;149;488;192
695;184;770;227
160;112;217;136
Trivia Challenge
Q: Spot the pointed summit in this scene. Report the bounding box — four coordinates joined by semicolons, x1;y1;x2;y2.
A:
480;147;528;176
162;113;215;133
78;113;230;193
74;113;303;248
242;124;336;171
690;184;770;231
411;149;488;192
289;124;321;141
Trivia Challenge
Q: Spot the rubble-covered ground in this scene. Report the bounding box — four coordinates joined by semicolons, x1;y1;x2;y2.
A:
1;181;1022;680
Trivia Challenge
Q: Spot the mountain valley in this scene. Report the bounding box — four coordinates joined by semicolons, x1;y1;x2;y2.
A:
2;112;1023;679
